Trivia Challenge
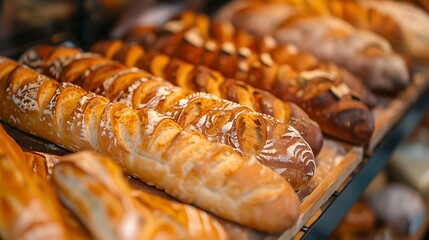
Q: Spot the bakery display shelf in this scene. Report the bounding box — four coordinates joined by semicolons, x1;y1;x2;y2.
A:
368;73;429;154
298;81;429;240
1;121;363;239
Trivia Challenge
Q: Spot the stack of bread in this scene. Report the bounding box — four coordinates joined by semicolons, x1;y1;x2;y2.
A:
1;0;428;238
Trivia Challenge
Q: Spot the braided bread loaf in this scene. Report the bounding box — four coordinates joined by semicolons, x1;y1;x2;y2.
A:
0;57;299;232
19;47;316;190
124;22;374;144
0;125;86;240
215;1;410;92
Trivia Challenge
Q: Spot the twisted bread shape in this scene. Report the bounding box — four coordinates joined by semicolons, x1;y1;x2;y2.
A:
20;48;316;190
125;22;374;144
0;57;299;232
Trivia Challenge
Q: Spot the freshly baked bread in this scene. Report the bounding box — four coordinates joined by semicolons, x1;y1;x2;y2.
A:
0;125;76;240
215;1;410;93
272;0;429;61
124;24;374;144
91;40;324;156
51;151;228;240
20;43;324;157
24;150;230;239
0;57;300;232
19;47;316;190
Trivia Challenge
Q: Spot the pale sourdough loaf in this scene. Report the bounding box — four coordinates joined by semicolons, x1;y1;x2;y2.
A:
215;1;409;92
0;57;299;232
19;47;316;190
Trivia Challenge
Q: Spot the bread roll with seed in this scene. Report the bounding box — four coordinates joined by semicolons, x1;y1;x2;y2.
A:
0;57;299;232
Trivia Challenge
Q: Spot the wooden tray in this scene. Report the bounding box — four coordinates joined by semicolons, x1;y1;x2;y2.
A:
1;124;363;240
368;73;429;154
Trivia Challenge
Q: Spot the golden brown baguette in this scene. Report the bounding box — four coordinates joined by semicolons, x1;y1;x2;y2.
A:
50;151;228;240
0;125;72;240
19;47;316;190
0;57;300;232
24;150;230;239
20;44;324;157
90;40;324;156
215;1;410;93
124;23;375;144
22;151;91;239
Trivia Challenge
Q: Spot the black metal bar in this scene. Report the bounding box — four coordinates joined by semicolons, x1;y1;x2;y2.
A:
301;88;429;240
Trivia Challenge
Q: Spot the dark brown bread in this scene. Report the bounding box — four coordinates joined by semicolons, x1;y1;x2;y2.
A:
125;22;374;144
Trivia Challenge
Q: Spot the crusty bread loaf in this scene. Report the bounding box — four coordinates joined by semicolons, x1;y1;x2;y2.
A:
19;47;316;190
0;57;300;232
0;125;76;240
124;22;374;144
24;150;230;239
90;40;324;156
50;151;228;240
272;0;429;61
20;43;324;157
215;2;410;92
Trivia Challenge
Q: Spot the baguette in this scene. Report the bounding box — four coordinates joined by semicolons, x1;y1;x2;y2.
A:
0;57;300;232
19;47;316;190
24;150;229;239
50;151;228;240
124;23;374;144
0;125;75;240
90;40;323;156
215;2;410;92
20;44;323;157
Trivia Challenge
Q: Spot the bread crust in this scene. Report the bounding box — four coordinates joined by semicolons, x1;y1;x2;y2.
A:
0;57;300;232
